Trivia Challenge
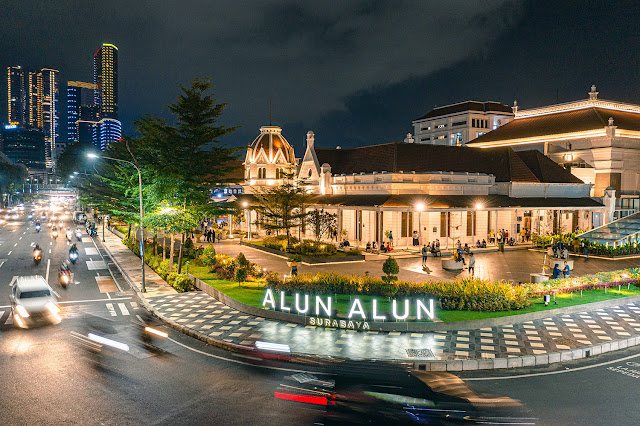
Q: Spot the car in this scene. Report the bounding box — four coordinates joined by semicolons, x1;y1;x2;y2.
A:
10;276;61;328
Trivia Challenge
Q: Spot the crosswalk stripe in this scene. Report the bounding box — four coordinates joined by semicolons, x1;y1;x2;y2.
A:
118;303;130;316
5;314;13;325
106;303;117;316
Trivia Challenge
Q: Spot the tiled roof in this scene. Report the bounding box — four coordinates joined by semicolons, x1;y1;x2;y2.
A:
468;107;640;145
414;101;513;121
515;150;583;184
315;143;580;183
236;193;602;209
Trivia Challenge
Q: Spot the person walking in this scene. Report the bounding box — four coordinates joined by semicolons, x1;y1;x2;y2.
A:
468;253;476;275
421;244;429;267
290;259;299;276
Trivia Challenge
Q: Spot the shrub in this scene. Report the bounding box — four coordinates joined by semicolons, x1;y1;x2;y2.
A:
201;244;217;271
236;252;250;268
235;267;248;284
172;273;193;292
382;257;399;283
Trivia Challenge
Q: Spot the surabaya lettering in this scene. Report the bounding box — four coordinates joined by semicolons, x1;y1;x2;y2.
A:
262;289;435;321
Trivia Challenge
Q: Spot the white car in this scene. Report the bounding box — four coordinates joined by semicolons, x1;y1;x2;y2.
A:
10;276;61;328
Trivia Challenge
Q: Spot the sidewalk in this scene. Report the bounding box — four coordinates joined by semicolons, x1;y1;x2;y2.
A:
99;228;640;370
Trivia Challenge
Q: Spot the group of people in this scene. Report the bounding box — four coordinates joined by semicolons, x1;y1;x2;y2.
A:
551;241;570;259
552;261;571;278
200;219;219;243
420;240;442;265
364;241;393;253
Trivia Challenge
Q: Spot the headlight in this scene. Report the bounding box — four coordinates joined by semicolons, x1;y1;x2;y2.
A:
16;305;29;318
46;302;61;314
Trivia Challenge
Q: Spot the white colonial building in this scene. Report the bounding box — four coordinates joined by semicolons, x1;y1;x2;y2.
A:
240;126;608;249
412;101;514;147
467;86;640;218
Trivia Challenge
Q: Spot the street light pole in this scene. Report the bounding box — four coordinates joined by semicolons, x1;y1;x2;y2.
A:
416;203;425;246
88;153;146;292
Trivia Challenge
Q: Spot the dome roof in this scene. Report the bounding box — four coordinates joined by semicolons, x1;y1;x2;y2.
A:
248;126;293;163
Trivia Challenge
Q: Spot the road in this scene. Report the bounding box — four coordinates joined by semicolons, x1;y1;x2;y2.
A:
1;206;640;425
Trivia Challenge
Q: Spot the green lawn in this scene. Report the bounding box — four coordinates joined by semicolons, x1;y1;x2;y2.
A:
438;287;640;322
202;277;640;323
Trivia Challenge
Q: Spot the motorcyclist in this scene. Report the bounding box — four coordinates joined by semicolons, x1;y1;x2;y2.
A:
70;244;78;254
35;221;41;232
33;244;42;264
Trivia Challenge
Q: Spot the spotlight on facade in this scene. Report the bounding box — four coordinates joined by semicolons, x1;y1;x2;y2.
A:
416;203;425;211
475;203;483;210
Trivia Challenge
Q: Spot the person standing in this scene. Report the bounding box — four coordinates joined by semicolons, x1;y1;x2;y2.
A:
468;253;476;275
388;231;393;247
412;230;419;247
563;261;570;278
290;260;299;276
582;241;589;258
421;244;429;267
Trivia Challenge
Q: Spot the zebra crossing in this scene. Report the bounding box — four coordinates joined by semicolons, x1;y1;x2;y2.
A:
0;300;138;326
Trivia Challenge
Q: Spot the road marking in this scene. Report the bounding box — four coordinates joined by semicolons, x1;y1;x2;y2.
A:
30;242;35;247
118;303;130;316
5;314;13;325
0;259;5;268
463;351;640;381
18;237;22;240
55;296;131;305
166;337;327;374
106;303;117;316
106;292;111;299
8;276;18;287
7;251;11;256
49;242;52;246
48;249;51;254
46;259;51;282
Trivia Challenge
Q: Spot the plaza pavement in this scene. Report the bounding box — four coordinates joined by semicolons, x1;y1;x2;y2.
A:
100;228;640;366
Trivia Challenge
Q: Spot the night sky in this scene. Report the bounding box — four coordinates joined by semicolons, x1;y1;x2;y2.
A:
2;0;640;153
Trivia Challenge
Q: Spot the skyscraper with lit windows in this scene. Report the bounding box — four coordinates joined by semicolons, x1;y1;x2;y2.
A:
67;81;97;144
37;68;59;170
94;43;118;119
7;66;25;126
92;118;121;151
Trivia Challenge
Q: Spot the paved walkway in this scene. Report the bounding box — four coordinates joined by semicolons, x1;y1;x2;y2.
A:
100;228;640;364
211;240;640;284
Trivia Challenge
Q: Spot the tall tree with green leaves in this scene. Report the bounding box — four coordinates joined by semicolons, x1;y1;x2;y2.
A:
134;78;240;273
253;179;315;247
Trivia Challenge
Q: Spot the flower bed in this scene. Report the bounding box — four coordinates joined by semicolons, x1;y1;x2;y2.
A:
532;232;640;257
528;268;640;296
266;272;531;312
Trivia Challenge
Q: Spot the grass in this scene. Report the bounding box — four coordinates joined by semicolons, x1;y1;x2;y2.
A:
438;286;640;322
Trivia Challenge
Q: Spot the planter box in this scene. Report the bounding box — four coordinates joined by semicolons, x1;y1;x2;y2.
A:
240;241;365;264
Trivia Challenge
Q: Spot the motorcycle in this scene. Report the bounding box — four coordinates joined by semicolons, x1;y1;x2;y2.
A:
59;268;71;288
66;231;73;242
75;230;83;241
35;224;41;233
69;251;79;264
33;249;42;265
52;230;58;239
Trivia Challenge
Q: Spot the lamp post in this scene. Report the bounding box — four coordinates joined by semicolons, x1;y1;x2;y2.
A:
243;201;251;241
88;153;146;292
416;203;425;246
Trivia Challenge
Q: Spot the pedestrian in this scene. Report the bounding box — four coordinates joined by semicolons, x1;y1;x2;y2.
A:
388;231;393;247
582;241;589;258
412;230;419;246
552;263;562;279
468;253;476;275
563;247;569;260
563;261;570;278
421;244;429;267
290;260;299;276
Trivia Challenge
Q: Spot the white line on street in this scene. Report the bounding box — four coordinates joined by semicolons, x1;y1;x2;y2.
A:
463;351;640;381
56;297;131;305
166;337;326;374
18;237;22;240
46;259;51;282
13;243;16;247
30;242;35;247
136;314;143;322
0;260;5;268
7;251;11;256
48;249;51;254
49;242;52;246
106;303;117;316
106;292;111;299
118;303;130;316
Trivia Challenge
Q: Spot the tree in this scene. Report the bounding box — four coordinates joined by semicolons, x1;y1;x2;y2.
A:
308;209;337;243
0;162;26;207
253;178;315;247
56;141;95;179
132;78;240;274
382;257;399;283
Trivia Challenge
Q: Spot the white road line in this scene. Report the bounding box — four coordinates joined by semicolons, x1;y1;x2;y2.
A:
49;242;52;246
0;311;4;319
0;260;5;268
48;249;51;254
7;251;11;256
106;303;117;316
30;242;35;247
5;314;13;325
106;292;111;299
46;259;51;283
56;297;131;305
166;337;326;374
136;314;143;322
13;243;17;247
463;351;640;381
118;303;130;316
18;237;22;240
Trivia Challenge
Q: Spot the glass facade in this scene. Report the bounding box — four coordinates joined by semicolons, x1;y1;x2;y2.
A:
92;118;121;151
94;43;118;119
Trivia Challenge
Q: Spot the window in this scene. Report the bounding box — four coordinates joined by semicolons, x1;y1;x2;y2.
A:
308;169;313;177
436;135;446;140
452;121;467;127
472;119;476;127
401;212;413;238
420;137;430;141
257;168;266;179
436;123;447;129
466;212;476;236
454;132;463;145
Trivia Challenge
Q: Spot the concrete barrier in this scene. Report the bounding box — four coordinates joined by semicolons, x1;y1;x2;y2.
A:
442;257;464;271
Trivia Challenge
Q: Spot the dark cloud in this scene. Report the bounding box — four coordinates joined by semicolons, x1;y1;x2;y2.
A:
3;0;638;156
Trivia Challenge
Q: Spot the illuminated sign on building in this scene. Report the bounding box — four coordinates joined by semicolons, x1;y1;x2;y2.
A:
261;289;435;325
4;124;18;130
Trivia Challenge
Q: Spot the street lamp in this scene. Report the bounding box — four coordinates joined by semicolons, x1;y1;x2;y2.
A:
416;203;425;246
242;201;251;241
87;152;146;292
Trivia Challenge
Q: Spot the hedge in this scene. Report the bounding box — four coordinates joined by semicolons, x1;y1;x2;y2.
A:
268;272;531;312
528;268;640;296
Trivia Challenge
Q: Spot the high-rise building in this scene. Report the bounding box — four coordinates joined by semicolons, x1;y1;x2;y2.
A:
0;124;46;170
67;81;98;144
94;43;118;119
37;68;59;170
92;118;121;151
26;71;39;128
7;66;25;126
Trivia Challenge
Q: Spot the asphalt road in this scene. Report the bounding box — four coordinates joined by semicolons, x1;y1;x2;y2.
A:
1;205;640;425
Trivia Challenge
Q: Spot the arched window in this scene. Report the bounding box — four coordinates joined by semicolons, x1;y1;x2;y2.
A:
308;169;313;178
258;168;266;179
276;168;286;179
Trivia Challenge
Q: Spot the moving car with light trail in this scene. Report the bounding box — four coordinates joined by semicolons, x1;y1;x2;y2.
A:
10;276;61;328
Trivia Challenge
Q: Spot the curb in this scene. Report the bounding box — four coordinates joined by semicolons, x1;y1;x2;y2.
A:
97;233;640;372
